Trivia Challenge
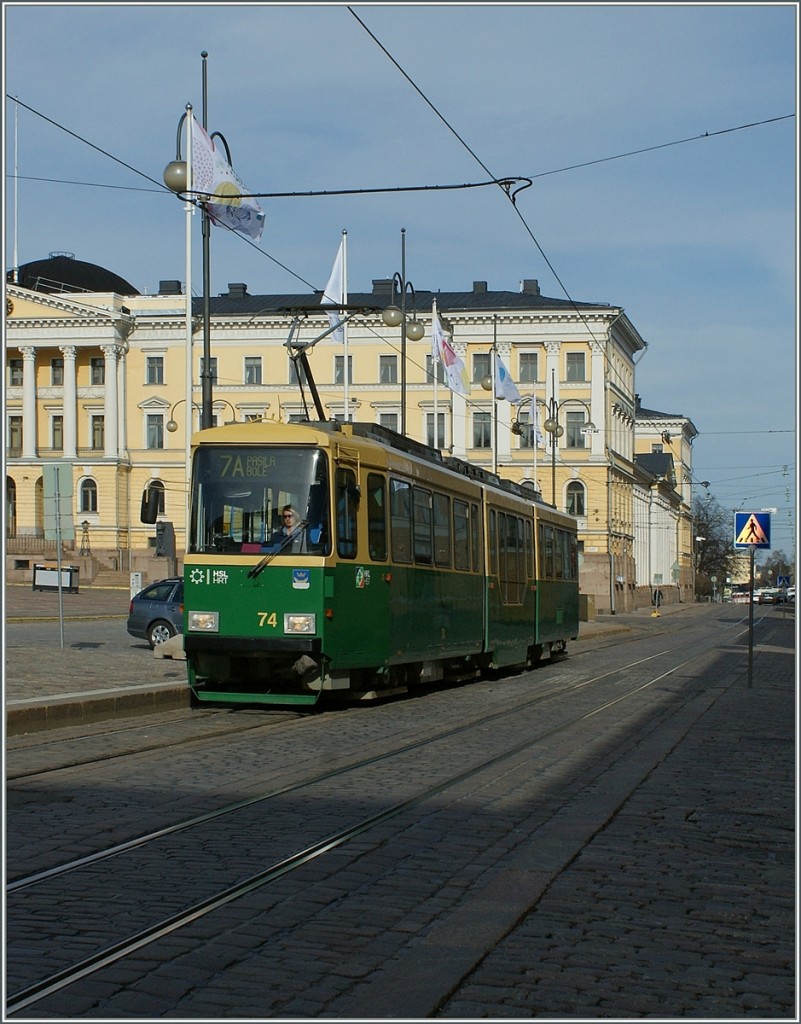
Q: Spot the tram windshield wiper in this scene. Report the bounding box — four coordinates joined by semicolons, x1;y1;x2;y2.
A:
247;521;308;579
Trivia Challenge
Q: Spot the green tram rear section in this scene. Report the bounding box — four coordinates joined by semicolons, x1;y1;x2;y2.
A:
180;420;579;706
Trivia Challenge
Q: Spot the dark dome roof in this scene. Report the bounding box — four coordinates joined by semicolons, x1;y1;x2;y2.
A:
9;253;139;296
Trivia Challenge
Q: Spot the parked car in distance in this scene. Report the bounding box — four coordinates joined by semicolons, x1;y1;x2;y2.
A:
758;588;785;604
127;577;184;648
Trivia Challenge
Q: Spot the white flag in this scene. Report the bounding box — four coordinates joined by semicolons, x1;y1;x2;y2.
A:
320;237;345;343
192;116;265;241
494;353;521;403
525;396;545;448
432;305;469;397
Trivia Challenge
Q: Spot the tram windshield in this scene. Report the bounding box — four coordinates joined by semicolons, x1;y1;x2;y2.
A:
189;446;330;555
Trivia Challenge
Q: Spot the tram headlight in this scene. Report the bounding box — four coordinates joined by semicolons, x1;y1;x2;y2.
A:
188;611;220;633
284;613;316;634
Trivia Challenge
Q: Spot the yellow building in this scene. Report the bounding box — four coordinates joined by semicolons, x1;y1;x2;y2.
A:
6;255;694;613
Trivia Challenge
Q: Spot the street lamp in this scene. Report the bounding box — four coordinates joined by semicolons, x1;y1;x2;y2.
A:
540;370;596;508
163;52;234;431
165;398;236;433
381;229;424;436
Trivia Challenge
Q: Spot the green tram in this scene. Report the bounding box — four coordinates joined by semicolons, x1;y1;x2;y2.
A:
180;419;579;707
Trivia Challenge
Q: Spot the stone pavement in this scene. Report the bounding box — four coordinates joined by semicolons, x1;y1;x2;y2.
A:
1;582;774;738
5;583;188;735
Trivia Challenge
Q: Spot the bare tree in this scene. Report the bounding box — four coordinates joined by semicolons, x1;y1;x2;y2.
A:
692;493;739;597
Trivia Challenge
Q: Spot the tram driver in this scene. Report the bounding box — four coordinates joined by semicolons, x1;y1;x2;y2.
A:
269;504;305;552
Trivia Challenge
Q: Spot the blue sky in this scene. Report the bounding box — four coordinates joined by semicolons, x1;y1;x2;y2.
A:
4;2;798;558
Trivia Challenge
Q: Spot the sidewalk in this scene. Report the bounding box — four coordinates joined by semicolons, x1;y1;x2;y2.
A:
5;583;189;736
2;583;704;737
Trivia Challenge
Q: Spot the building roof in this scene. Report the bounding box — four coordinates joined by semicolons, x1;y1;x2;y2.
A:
635;452;676;480
9;254;140;296
196;279;616;317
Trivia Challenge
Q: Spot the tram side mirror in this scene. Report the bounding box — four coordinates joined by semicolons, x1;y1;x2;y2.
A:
140;487;159;524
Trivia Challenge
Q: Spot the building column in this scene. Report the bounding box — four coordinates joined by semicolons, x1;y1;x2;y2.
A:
20;346;37;459
101;344;120;459
60;345;77;458
590;340;605;458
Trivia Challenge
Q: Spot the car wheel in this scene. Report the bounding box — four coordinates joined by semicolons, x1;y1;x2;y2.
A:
148;619;176;648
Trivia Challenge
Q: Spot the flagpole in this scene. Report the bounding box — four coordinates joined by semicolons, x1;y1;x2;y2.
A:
532;396;539;493
184;106;194;541
491;317;498;474
432;300;439;450
13;97;19;282
342;229;349;421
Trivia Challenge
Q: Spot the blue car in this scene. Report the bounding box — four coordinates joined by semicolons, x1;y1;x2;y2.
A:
127;577;184;648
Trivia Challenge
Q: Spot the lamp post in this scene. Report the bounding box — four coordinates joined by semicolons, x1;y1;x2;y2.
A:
163;52;234;431
381;229;424;436
512;395;549;495
165;398;236;433
540;369;596;508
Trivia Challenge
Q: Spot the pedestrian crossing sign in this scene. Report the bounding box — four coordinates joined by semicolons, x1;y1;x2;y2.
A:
734;511;771;549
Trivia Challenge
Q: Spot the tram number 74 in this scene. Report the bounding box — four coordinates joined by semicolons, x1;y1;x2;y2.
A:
257;612;278;628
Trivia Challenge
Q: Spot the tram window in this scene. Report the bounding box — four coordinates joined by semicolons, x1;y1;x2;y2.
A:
336;467;358;559
554;528;565;579
570;535;579;579
390;478;412;564
453;499;470;570
525;520;534;578
413;487;433;565
488;509;498;575
497;512;507;589
470;502;482;573
367;473;387;561
543;525;555;578
433;493;451;567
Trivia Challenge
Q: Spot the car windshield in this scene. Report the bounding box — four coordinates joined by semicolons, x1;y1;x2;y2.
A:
189;446;330;555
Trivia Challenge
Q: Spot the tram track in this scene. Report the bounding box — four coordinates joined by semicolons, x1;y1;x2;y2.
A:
6;619;750;1016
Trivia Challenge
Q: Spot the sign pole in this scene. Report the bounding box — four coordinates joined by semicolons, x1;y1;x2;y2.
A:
747;545;755;688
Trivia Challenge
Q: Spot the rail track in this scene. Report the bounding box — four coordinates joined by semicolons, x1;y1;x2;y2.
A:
6;609;761;1016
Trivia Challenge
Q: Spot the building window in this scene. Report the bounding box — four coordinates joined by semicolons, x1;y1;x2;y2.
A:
91;415;105;450
472;352;490;385
244;357;262;385
334;355;352;385
517;411;535;448
289;360;308;386
146;414;164;450
80;478;98;513
565;352;585;382
9;359;23;386
565;411;586;448
425;354;445;385
426;412;445;448
379;355;398;384
52;415;64;450
90;357;105;385
566;481;586;517
51;358;64;386
379;412;399;433
199;357;218;385
8;416;23;452
651;443;664;453
473;412;491;449
146;356;164;385
519;352;538;383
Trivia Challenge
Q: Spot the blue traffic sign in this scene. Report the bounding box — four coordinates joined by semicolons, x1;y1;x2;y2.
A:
734;511;771;549
777;575;790;587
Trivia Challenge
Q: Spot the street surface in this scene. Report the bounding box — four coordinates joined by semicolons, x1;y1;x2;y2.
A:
4;603;796;1019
